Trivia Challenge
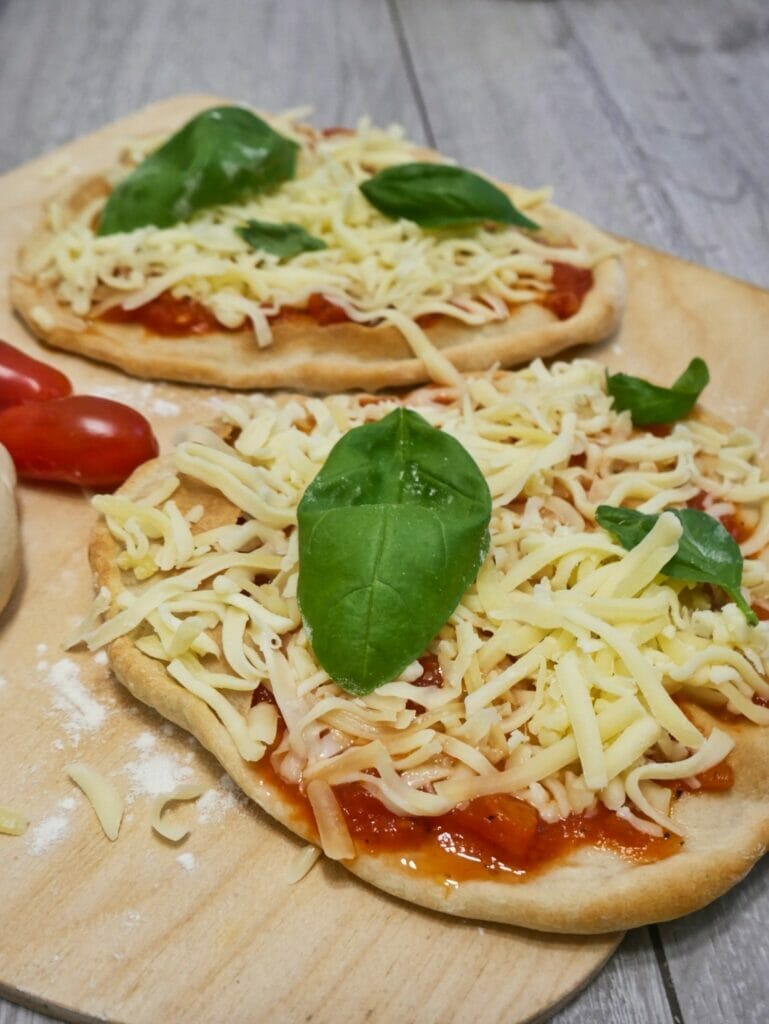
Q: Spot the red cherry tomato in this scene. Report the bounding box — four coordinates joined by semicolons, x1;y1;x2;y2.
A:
0;339;72;408
0;395;159;488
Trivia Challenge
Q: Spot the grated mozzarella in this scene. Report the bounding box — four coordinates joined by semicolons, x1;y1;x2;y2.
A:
26;113;617;384
85;360;769;848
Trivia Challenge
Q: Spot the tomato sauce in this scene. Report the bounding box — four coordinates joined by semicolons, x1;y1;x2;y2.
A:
102;292;227;336
249;741;683;882
720;511;752;544
268;292;353;328
687;491;754;544
333;786;680;880
540;262;594;321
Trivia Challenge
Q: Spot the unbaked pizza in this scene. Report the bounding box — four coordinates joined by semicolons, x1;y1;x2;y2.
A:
80;358;769;933
12;106;624;392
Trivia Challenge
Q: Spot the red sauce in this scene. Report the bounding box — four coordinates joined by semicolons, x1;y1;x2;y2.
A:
334;785;680;879
270;292;353;327
694;760;735;792
304;292;351;325
541;262;594;321
648;424;673;438
660;756;735;794
406;654;445;711
687;491;709;511
753;604;769;622
720;511;752;544
414;654;444;688
101;291;227;336
687;492;754;543
250;683;277;708
249;754;681;880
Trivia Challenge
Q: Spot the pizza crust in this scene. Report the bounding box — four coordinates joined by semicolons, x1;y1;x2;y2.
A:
0;445;20;616
12;178;624;393
88;444;769;935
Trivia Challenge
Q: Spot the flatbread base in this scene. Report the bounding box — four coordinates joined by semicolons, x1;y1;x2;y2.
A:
89;452;769;935
13;183;624;392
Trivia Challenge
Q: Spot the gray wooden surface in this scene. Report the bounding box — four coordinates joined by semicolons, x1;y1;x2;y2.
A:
0;1;766;1022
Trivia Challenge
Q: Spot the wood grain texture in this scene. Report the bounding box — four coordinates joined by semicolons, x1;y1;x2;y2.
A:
0;0;766;1021
395;0;769;287
0;0;425;171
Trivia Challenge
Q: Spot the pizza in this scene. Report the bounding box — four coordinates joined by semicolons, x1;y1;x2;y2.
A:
0;444;20;616
80;358;769;933
12;105;624;393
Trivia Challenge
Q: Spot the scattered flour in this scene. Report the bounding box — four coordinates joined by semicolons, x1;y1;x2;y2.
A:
59;796;76;811
123;910;143;928
176;852;196;871
36;643;48;656
0;676;6;691
93;650;109;666
89;383;181;419
46;658;108;744
123;732;194;800
151;398;181;417
27;814;70;855
196;784;240;825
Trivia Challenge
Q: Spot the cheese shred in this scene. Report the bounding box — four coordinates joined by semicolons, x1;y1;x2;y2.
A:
25;112;617;385
85;360;769;840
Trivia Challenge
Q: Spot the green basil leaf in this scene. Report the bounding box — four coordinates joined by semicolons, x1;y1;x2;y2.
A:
99;106;299;235
596;504;757;625
359;162;539;230
606;358;710;426
297;408;492;695
236;219;327;260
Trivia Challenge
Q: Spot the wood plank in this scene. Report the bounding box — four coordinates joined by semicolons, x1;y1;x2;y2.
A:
394;0;767;284
0;95;620;1024
660;839;769;1022
0;0;425;174
555;0;769;288
551;930;675;1024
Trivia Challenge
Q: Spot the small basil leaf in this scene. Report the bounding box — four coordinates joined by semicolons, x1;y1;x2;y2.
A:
236;219;327;260
297;408;492;695
606;358;709;426
359;162;539;230
99;106;299;235
596;504;757;625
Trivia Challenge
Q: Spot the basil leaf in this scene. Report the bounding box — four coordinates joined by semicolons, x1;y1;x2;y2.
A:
596;504;757;625
297;408;492;695
236;219;327;260
359;162;539;230
99;106;299;235
606;358;709;426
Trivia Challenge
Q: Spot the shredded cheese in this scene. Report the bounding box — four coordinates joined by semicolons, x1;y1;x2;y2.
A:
84;359;769;852
0;806;28;836
286;843;322;884
150;784;206;843
66;763;123;841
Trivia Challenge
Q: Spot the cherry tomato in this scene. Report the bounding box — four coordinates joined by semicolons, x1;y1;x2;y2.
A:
0;395;159;488
0;339;72;409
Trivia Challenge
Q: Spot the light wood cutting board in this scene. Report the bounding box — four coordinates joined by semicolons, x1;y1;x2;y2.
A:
0;96;767;1024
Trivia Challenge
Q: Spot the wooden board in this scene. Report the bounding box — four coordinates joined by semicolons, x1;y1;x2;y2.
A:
0;95;766;1024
